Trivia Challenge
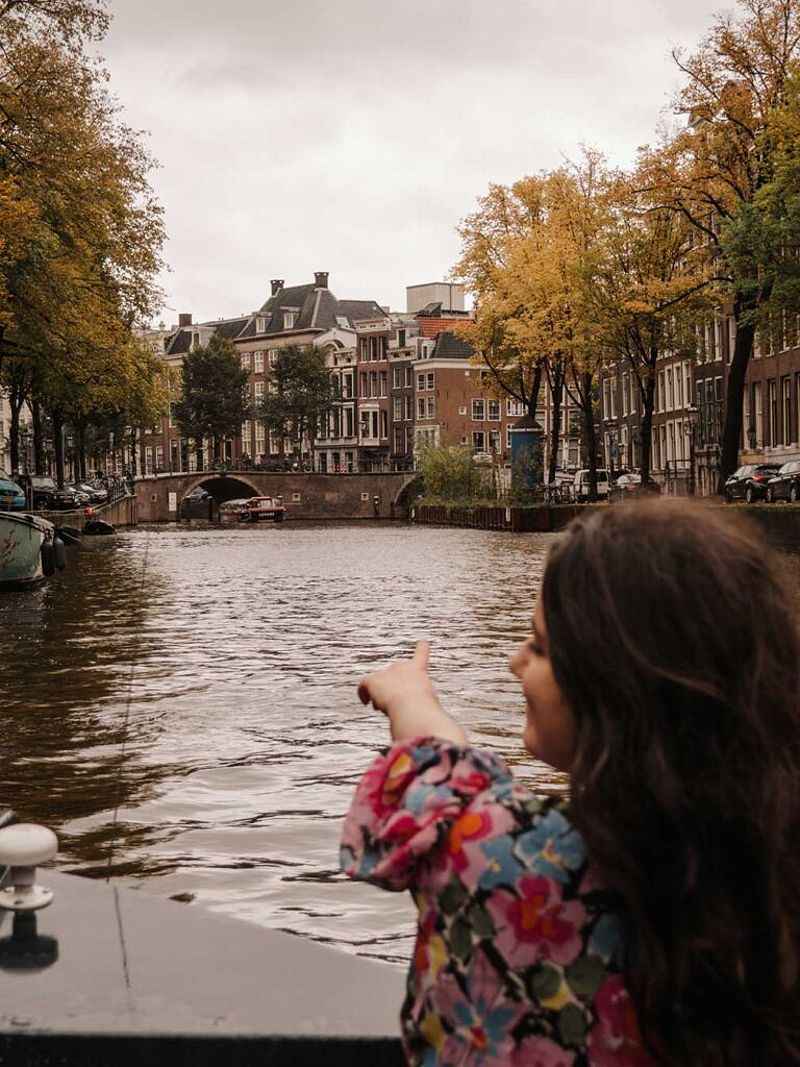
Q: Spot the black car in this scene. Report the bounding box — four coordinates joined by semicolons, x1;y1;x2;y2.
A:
47;487;84;510
16;473;57;508
723;464;781;503
765;460;800;503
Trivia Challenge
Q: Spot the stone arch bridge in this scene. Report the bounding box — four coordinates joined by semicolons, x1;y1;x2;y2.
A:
134;470;420;523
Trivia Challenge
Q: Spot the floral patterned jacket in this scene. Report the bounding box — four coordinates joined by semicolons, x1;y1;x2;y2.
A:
340;737;653;1066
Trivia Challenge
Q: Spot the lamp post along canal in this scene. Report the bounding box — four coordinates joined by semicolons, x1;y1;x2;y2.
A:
685;404;699;497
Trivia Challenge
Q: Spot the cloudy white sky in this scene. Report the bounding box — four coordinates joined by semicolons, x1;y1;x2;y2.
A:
99;0;727;326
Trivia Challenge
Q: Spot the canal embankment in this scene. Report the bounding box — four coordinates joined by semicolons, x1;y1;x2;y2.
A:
411;500;800;542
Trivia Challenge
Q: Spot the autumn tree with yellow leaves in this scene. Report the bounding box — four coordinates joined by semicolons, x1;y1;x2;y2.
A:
455;154;608;493
0;0;166;481
641;0;800;487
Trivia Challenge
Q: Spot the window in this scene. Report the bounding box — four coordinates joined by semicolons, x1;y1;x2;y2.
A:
489;430;502;452
427;396;435;418
404;396;414;420
405;367;414;387
769;379;778;447
359;372;368;397
753;381;763;446
369;372;377;397
472;431;485;451
417;397;426;419
242;420;251;440
254;381;264;398
398;329;406;347
256;316;266;334
241;353;251;370
472;398;485;420
345;408;354;437
426;372;435;390
380;410;388;439
666;368;673;411
392;367;403;388
254;351;264;373
488;399;500;420
506;399;525;416
283;311;297;330
783;376;793;444
380;371;387;397
417;373;426;392
394;427;403;453
621;372;629;416
155;445;163;470
609;377;617;418
393;397;403;421
268;349;278;367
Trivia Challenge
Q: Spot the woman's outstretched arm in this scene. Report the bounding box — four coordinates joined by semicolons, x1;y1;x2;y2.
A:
356;641;468;745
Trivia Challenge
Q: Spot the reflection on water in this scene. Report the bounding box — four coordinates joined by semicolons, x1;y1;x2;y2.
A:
0;524;562;964
3;523;798;966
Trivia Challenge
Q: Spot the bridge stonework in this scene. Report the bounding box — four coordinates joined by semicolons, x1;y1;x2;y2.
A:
135;471;418;523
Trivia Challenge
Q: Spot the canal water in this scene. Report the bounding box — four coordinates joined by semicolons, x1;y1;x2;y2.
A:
0;523;565;966
3;522;799;968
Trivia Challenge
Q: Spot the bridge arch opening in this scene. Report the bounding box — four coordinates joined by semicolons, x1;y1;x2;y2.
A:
182;476;262;503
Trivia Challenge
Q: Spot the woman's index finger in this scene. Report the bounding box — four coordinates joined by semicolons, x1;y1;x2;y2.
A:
412;641;431;671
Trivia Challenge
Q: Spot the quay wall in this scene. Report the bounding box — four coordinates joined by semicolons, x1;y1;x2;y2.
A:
411;503;599;533
412;501;800;542
32;493;138;529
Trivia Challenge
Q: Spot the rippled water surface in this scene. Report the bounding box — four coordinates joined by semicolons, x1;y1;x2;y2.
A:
1;522;567;965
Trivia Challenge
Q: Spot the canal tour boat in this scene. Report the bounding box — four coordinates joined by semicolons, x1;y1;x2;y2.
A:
0;511;65;590
222;496;286;524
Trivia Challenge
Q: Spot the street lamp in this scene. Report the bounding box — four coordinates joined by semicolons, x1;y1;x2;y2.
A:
685;405;700;496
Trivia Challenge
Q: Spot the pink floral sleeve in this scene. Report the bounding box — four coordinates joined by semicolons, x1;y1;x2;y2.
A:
340;736;512;891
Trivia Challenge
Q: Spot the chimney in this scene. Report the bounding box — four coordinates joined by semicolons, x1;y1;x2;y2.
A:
270;279;284;297
178;312;192;328
314;271;329;290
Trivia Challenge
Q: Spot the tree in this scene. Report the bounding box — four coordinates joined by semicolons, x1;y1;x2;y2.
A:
454;180;550;422
586;170;711;484
174;336;250;466
257;345;338;466
0;6;165;479
641;0;800;488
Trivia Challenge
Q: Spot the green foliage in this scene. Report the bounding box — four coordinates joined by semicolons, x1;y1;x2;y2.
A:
174;336;249;453
256;345;338;455
417;445;494;505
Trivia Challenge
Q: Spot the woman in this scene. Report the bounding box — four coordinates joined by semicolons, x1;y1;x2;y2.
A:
340;501;800;1066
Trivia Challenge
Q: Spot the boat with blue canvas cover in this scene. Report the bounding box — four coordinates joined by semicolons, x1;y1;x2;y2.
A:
0;511;64;590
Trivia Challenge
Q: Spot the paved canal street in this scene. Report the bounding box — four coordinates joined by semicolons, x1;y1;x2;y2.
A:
1;521;798;966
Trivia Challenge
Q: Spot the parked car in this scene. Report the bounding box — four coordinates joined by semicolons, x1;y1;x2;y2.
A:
723;463;781;503
608;473;662;501
573;469;610;502
16;474;58;508
74;481;108;503
0;471;26;510
765;460;800;503
47;486;84;511
185;486;210;502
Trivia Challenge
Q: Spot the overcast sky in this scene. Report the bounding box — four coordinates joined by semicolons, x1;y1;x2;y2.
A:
99;0;727;326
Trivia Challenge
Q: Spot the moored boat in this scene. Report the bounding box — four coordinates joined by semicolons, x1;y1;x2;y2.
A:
0;512;64;590
233;496;286;523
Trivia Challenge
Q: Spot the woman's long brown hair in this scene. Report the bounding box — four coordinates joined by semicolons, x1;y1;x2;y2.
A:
541;500;800;1065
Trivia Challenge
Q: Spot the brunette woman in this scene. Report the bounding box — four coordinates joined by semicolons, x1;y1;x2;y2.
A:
340;500;800;1066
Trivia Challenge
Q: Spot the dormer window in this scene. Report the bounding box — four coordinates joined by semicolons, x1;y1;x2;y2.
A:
255;316;266;334
283;311;297;330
